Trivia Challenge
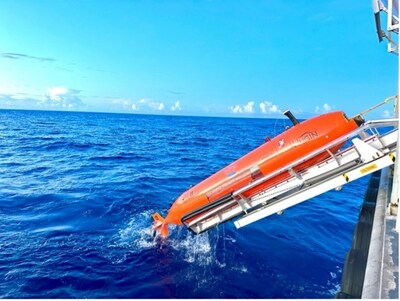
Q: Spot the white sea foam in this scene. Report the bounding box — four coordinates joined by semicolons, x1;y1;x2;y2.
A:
169;231;213;265
232;264;248;273
32;225;74;233
116;210;157;251
327;283;341;296
224;235;236;243
116;212;243;272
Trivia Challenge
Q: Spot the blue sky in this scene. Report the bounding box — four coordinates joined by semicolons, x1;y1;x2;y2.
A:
0;0;397;118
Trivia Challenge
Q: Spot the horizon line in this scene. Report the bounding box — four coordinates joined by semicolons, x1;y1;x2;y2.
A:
0;107;300;120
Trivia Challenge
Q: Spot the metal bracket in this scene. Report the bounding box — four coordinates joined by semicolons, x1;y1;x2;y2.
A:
236;194;251;213
288;168;303;181
327;149;340;167
352;137;384;162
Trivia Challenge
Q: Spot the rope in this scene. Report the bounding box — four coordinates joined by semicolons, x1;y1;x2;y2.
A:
352;95;397;119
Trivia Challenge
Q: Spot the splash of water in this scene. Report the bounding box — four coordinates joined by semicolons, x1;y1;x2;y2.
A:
114;211;248;277
115;210;157;251
169;231;212;265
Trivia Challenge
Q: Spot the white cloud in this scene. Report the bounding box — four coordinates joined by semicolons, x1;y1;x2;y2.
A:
323;103;331;111
111;97;167;112
157;102;165;111
230;100;283;115
171;101;182;111
230;105;243;114
259;103;267;113
148;101;165;111
244;101;254;113
47;87;68;101
382;109;394;118
315;103;333;113
230;101;255;114
0;87;85;111
112;98;131;109
138;98;165;111
259;101;281;115
0;93;36;108
39;87;83;109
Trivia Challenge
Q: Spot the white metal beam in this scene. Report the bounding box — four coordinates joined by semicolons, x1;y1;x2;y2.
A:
235;154;395;229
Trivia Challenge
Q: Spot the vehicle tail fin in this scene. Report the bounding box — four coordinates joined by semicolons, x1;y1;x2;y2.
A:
151;212;169;237
152;212;164;227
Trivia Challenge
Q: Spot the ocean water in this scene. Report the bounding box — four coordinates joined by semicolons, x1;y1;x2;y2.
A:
0;109;368;298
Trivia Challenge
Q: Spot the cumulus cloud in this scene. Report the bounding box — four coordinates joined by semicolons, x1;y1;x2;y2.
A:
230;105;242;114
157;102;165;111
315;103;333;113
259;101;281;115
0;87;84;110
244;101;255;113
171;101;182;111
229;100;283;115
47;87;68;101
112;98;131;109
111;98;139;111
145;99;165;111
323;103;332;111
230;101;255;114
39;87;83;109
111;97;178;113
0;93;37;108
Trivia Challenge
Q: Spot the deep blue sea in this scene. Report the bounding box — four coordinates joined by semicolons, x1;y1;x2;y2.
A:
0;109;369;298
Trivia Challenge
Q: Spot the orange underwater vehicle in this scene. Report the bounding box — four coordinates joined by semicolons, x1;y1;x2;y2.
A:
152;110;364;237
